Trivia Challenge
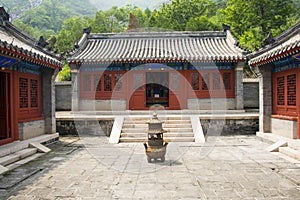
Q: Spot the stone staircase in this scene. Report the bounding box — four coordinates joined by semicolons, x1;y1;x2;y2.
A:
0;134;58;175
258;132;300;163
119;115;195;143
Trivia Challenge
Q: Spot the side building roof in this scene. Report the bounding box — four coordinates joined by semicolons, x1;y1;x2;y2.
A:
68;28;246;65
0;7;63;69
248;21;300;67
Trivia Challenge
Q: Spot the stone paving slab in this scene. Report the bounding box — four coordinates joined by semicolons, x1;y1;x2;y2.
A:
0;135;300;199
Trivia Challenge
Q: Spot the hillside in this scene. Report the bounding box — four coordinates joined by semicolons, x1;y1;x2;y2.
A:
89;0;167;10
1;0;97;21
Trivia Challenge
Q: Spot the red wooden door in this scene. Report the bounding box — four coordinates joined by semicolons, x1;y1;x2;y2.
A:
169;70;187;109
129;72;146;110
0;72;10;141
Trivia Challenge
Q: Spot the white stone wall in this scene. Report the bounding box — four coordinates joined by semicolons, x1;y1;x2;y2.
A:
187;98;236;110
79;100;127;111
271;118;298;139
18;120;45;140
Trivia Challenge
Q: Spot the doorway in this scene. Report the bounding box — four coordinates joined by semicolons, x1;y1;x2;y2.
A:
0;72;11;141
146;72;169;107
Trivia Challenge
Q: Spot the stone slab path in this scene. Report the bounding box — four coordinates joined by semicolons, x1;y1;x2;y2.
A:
1;135;300;199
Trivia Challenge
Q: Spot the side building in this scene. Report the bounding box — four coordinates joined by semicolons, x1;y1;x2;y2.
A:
0;7;63;145
248;21;300;139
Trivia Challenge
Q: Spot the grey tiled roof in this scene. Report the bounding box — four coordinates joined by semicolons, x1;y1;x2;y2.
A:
248;21;300;67
68;31;246;64
0;8;63;69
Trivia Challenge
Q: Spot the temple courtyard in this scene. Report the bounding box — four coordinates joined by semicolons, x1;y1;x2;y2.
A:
1;135;300;199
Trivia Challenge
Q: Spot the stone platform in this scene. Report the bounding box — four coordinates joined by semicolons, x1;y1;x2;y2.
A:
56;110;259;142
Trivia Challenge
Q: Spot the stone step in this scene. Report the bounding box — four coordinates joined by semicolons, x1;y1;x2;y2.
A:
122;123;192;128
121;132;194;138
279;147;300;161
164;127;193;132
164;137;195;142
121;133;147;138
121;128;147;133
6;153;44;170
119;137;194;143
272;152;300;164
124;117;190;122
0;148;38;166
119;137;147;143
288;140;300;151
121;127;193;133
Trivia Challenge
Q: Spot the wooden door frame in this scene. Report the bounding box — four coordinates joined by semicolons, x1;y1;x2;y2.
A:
0;70;18;145
127;69;188;110
145;71;169;108
128;70;147;110
168;70;187;110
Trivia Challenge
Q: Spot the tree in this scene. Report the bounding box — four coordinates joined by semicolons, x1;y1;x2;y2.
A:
220;0;298;50
58;64;71;81
186;15;220;31
150;0;215;31
55;16;91;53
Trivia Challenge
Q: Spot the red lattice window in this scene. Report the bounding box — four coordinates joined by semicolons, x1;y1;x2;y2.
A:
18;73;41;121
277;76;285;105
83;74;91;91
212;73;220;90
188;70;234;98
104;74;112;91
191;73;199;90
19;78;28;108
287;74;296;106
273;70;298;117
114;74;122;91
223;72;231;90
202;73;209;90
81;72;125;100
30;79;38;108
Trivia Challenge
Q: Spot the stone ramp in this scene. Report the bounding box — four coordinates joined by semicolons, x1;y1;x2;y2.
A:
0;133;58;175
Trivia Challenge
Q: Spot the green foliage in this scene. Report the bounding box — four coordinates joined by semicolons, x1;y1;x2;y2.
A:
0;0;28;13
10;0;97;35
55;16;91;53
186;15;220;31
58;64;71;81
220;0;298;51
150;0;215;31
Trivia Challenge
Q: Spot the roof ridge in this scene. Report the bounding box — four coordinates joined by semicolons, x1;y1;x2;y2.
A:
88;31;227;40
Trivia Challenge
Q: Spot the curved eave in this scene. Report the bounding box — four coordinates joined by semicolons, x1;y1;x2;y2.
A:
68;57;246;65
0;45;63;69
249;44;300;67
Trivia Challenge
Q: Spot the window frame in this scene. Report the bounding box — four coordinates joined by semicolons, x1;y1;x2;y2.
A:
188;70;235;98
80;71;126;100
272;68;299;117
17;72;42;121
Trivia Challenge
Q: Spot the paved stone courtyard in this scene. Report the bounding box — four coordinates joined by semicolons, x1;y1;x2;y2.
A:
1;135;300;199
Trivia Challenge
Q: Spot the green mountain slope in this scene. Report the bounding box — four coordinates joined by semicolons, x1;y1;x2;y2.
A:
1;0;97;21
89;0;167;10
